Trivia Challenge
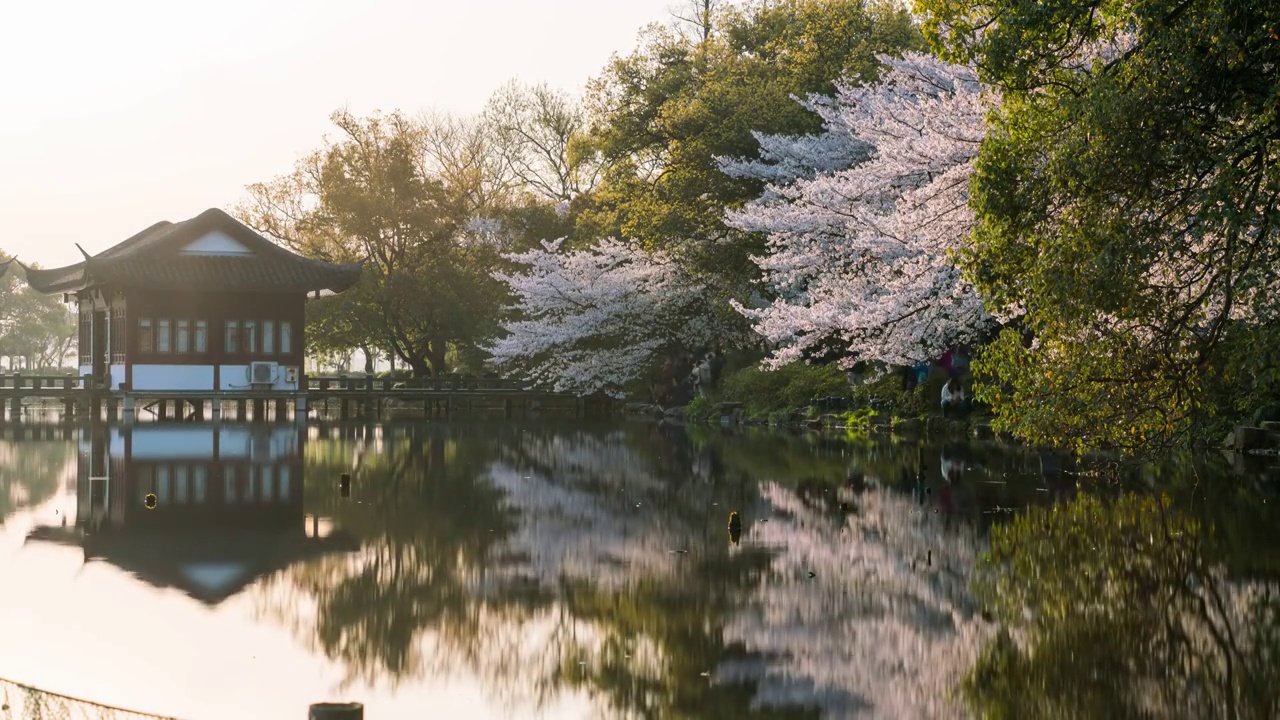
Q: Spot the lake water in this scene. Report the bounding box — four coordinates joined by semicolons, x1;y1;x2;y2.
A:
1;420;1276;719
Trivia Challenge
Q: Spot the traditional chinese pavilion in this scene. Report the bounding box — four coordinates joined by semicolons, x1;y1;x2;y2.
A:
21;208;362;393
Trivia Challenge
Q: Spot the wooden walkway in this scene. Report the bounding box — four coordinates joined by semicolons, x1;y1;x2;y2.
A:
0;373;612;423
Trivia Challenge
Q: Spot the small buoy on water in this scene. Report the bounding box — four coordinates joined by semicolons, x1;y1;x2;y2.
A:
340;473;351;498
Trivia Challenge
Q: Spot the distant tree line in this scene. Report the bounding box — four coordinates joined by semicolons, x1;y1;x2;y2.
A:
0;257;75;372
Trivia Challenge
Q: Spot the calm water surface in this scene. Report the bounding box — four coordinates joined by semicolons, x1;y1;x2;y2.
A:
0;420;1276;719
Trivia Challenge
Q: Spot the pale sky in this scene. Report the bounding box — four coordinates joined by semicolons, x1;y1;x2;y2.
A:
0;0;677;269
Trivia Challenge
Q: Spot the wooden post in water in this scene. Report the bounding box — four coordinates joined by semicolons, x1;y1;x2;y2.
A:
309;702;363;719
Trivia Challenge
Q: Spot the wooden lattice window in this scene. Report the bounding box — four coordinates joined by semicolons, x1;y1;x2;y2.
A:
110;307;126;363
137;318;153;354
78;308;92;366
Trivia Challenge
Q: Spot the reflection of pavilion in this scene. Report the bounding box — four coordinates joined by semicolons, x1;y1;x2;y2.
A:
26;423;358;605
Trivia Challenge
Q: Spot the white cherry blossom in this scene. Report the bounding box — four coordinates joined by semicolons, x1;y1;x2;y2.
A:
722;52;1001;368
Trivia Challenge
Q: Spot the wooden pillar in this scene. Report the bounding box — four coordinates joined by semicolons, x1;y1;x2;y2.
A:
192;400;204;421
252;398;266;422
234;399;246;421
275;398;287;421
106;396;117;421
340;398;350;421
62;396;75;421
158;400;169;421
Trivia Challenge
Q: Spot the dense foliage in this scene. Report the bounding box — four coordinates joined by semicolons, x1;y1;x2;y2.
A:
917;0;1280;454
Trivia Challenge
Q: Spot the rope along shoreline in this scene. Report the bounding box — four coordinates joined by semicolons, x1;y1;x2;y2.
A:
1;676;178;720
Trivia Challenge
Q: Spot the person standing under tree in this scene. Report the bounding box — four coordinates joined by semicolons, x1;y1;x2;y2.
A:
941;377;966;418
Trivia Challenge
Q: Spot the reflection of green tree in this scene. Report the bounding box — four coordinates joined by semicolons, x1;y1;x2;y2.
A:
0;439;74;522
966;492;1280;719
553;558;820;720
258;424;537;689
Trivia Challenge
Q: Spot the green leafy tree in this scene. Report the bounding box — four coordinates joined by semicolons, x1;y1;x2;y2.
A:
916;0;1280;454
240;110;515;377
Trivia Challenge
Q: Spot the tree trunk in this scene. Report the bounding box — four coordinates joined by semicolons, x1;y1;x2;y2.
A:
362;345;375;375
416;338;448;377
407;358;431;378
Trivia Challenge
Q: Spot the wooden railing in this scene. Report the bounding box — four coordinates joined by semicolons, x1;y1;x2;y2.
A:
0;373;557;395
0;373;82;391
305;375;537;393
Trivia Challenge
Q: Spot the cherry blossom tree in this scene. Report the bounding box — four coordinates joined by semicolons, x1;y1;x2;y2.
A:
486;238;728;395
722;52;1002;369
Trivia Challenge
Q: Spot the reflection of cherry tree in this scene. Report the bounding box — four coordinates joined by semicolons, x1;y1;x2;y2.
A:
488;429;750;589
722;482;991;718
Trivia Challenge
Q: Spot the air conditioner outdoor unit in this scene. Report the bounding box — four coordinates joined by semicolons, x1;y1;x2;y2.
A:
249;361;277;386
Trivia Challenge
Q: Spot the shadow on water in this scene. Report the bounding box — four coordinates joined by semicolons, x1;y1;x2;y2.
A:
3;419;1279;718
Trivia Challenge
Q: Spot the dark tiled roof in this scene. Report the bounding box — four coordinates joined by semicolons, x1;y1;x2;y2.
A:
26;524;360;606
86;255;364;293
24;208;363;295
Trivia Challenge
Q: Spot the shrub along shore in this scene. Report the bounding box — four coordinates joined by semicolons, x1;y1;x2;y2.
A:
621;362;997;438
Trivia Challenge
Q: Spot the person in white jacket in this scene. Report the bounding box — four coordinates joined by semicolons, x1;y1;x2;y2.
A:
941;377;966;418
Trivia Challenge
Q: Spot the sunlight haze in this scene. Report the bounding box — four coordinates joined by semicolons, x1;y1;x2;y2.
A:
0;0;674;268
